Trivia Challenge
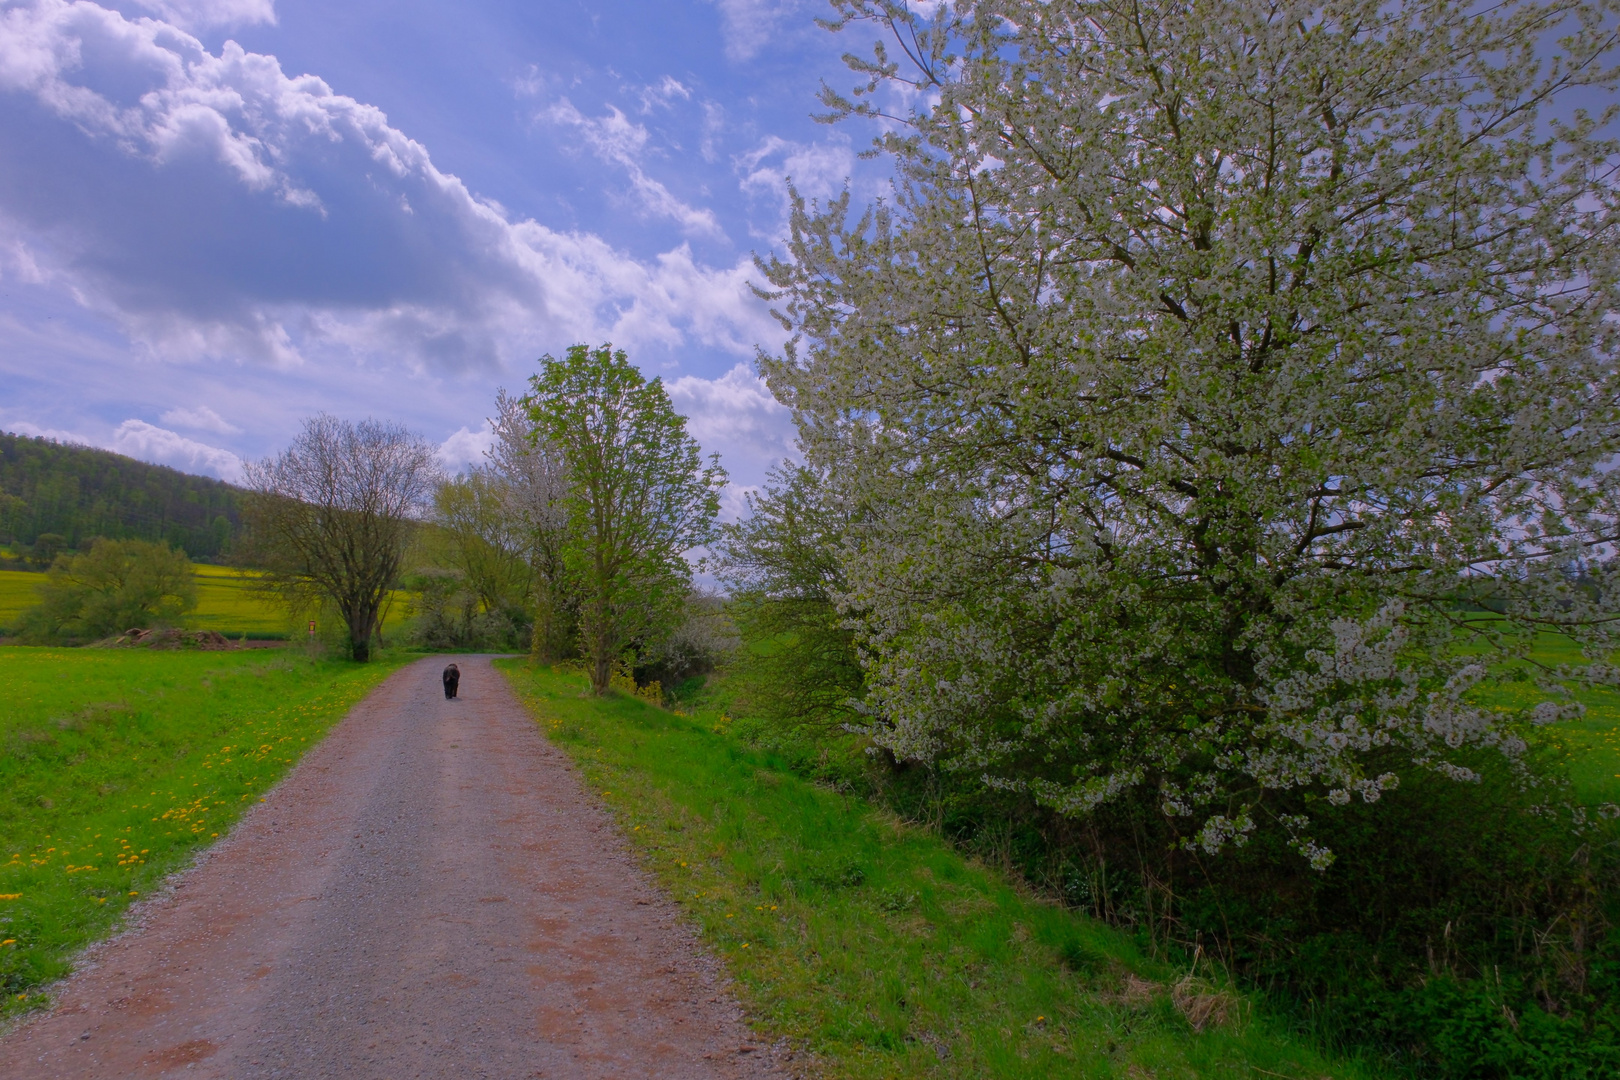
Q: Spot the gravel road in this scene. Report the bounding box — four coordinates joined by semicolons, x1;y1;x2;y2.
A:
0;656;788;1080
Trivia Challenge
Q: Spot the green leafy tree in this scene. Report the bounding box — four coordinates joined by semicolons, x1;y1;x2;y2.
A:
18;538;197;642
27;532;65;569
242;415;439;662
717;463;865;731
523;344;725;694
431;470;532;620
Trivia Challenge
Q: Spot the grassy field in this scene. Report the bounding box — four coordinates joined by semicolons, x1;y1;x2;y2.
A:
497;660;1368;1080
0;647;406;1018
1458;628;1620;804
0;565;413;640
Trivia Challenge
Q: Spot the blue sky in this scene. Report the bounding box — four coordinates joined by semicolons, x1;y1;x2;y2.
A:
0;0;890;506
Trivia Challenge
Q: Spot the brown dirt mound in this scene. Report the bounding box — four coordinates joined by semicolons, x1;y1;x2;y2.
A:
100;627;239;649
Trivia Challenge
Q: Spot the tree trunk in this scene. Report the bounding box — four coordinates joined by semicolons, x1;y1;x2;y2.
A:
347;599;377;662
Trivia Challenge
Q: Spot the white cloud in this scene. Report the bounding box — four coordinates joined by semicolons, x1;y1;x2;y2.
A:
129;0;275;31
0;0;768;373
160;404;242;434
738;135;855;204
700;101;725;163
735;135;856;241
6;418;245;482
3;419;91;444
707;0;806;62
110;419;243;480
438;422;494;473
638;75;691;113
665;362;795;491
545;99;722;236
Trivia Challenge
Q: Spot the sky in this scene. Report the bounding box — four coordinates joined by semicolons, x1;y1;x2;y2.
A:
0;0;893;509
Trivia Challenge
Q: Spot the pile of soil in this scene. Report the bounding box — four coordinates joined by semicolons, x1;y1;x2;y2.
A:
103;627;239;649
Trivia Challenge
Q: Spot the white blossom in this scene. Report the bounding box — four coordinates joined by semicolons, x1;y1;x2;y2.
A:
758;0;1620;865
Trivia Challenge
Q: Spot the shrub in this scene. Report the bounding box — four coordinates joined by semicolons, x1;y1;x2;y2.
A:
16;538;196;643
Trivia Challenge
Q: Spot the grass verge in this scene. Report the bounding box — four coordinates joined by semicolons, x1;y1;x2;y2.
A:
0;646;407;1018
498;660;1367;1080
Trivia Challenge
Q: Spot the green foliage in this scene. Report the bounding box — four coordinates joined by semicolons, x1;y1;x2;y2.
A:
0;647;402;1016
429;472;531;617
0;432;239;560
400;566;527;651
717;464;865;732
498;659;1369;1079
15;538;197;644
522;344;725;693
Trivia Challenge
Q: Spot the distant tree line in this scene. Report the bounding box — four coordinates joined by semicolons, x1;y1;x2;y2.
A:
0;433;239;562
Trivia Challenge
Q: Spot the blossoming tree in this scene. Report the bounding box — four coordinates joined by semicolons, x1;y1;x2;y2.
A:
759;0;1620;864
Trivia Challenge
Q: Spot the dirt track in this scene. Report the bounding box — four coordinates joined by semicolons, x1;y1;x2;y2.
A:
0;656;787;1079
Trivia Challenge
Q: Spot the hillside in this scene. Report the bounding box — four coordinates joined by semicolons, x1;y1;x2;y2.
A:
0;431;241;561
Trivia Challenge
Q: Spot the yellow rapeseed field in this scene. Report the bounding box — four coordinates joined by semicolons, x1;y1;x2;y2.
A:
0;564;411;639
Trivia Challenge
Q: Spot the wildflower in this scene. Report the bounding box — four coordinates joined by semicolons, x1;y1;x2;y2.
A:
1;940;15;946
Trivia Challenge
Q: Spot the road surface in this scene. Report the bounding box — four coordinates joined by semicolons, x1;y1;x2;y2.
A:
0;656;785;1080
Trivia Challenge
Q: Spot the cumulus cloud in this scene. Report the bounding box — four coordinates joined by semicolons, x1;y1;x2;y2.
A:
666;362;795;491
438;422;494;473
128;0;275;31
0;0;767;373
110;419;244;480
3;419;90;444
545;99;721;236
160;404;241;434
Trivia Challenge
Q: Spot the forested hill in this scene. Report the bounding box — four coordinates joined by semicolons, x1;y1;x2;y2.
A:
0;432;241;561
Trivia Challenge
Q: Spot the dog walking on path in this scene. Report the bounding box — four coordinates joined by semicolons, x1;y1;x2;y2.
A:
442;662;460;699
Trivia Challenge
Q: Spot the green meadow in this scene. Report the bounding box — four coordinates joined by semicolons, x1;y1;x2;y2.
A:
498;660;1373;1080
0;647;405;1016
1460;628;1620;805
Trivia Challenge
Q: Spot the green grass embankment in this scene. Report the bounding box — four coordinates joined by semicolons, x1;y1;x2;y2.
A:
497;660;1368;1080
0;647;405;1017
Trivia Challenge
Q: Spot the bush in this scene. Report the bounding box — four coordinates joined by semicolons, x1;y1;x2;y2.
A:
632;590;737;695
401;567;528;652
15;538;196;643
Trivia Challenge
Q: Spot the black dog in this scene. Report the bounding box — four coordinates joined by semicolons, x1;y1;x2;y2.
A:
442;663;460;699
